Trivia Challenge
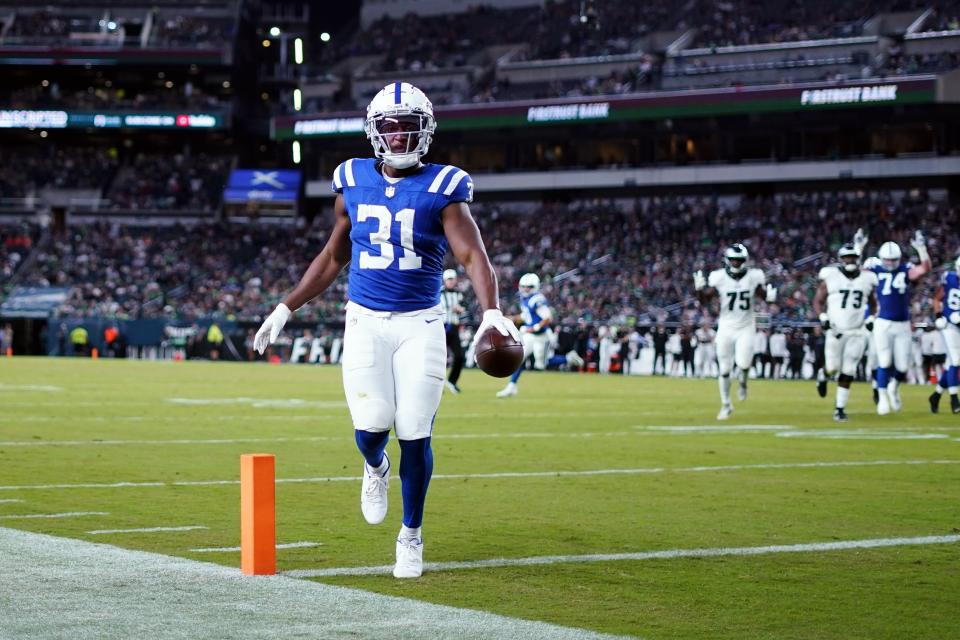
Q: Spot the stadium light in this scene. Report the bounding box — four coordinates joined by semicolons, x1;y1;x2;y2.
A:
293;88;302;111
294;38;304;64
292;140;301;164
320;32;331;43
269;26;281;37
262;39;270;48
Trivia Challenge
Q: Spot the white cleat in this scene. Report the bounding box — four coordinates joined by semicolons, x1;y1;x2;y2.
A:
360;454;389;525
877;391;891;416
889;383;902;412
717;404;733;420
393;537;424;579
496;382;518;398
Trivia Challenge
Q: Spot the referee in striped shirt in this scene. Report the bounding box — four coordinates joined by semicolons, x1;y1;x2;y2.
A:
441;269;467;394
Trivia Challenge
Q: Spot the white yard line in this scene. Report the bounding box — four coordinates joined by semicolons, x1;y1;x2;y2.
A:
0;527;626;640
286;534;960;578
190;541;322;553
0;499;24;503
0;459;957;492
0;511;107;520
776;430;949;440
88;525;207;535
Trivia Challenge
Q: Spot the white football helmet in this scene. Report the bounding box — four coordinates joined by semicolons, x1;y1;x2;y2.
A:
723;243;749;276
877;241;902;271
443;269;457;281
364;82;436;169
519;272;540;293
837;243;861;274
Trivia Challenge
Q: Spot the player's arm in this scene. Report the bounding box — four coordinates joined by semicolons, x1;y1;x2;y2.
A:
442;202;519;341
812;281;828;317
755;279;777;302
530;304;553;333
907;230;931;281
693;270;715;304
281;196;352;311
253;196;352;353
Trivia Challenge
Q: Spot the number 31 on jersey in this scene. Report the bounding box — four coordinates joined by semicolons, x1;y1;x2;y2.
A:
357;203;421;270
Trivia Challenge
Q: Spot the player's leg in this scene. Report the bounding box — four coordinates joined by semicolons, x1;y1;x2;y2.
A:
715;330;735;419
888;322;911;412
873;320;894;414
532;333;549;370
445;325;464;393
820;333;841;399
834;335;865;422
390;314;446;578
734;328;754;402
930;325;960;414
342;308;396;525
498;332;533;397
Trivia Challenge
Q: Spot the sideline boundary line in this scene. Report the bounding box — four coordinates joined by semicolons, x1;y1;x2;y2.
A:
286;534;960;578
0;526;626;640
0;459;957;492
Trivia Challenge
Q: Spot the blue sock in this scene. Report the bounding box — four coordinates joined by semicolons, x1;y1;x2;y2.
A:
948;366;959;389
510;364;523;383
875;367;889;389
938;369;950;390
355;430;389;469
398;437;433;528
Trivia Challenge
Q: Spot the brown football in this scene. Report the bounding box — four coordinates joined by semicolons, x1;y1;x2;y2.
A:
474;327;525;377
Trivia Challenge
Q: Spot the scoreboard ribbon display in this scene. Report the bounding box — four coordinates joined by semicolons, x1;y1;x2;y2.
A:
0;109;226;129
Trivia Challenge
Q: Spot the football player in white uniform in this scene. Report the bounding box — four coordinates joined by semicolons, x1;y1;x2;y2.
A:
252;82;519;578
813;244;878;421
694;244;776;420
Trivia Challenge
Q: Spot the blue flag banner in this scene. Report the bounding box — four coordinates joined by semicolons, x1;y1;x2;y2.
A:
223;169;301;203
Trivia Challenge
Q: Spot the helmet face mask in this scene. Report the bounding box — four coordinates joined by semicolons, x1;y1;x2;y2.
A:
724;244;749;276
365;83;436;169
838;243;861;274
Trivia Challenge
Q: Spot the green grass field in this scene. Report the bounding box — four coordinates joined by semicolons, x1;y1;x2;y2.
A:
1;357;958;639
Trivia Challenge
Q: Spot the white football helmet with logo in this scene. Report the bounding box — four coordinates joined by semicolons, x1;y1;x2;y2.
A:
519;272;540;293
364;82;436;169
723;243;749;276
837;243;861;274
877;241;901;271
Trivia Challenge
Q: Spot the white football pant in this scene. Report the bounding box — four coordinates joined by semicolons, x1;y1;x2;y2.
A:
943;323;960;367
341;302;446;441
522;330;552;370
716;325;754;376
825;331;867;378
873;318;911;371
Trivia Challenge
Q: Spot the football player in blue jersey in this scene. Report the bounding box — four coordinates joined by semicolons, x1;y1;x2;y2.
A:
859;229;931;415
497;272;553;397
929;257;960;414
252;82;520;578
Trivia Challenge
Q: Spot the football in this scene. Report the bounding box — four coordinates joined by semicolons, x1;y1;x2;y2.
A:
474;328;525;377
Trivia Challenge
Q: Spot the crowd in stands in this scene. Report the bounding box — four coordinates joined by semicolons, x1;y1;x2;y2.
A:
0;221;39;297
105;153;229;212
0;147;118;200
0;147;226;214
5;190;957;332
8;83;227;112
150;15;235;49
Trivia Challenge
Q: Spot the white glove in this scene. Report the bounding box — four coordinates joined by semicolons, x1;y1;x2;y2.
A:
949;311;960;325
910;230;929;263
935;316;948;331
254;303;291;354
472;309;521;359
693;270;706;291
910;230;925;251
765;283;777;303
853;227;868;253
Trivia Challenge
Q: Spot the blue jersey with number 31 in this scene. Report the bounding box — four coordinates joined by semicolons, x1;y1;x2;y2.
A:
868;262;913;321
332;158;473;311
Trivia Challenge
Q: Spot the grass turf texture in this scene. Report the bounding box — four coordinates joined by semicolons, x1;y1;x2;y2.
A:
1;357;958;639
